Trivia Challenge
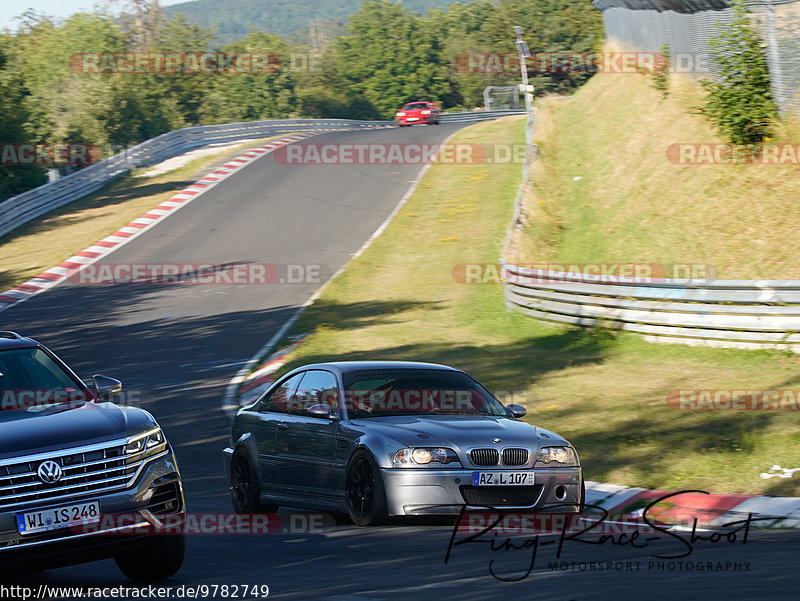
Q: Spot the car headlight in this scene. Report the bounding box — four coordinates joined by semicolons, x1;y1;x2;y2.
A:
421;110;431;115
397;112;406;116
393;447;457;465
125;426;167;458
535;446;577;466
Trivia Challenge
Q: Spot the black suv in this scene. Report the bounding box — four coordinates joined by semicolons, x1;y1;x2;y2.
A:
0;332;185;581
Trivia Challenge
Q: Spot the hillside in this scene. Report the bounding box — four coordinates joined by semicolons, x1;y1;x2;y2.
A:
164;0;467;46
512;72;800;279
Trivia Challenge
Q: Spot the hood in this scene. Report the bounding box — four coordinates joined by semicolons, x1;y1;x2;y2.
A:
354;415;555;449
533;426;572;447
0;402;156;460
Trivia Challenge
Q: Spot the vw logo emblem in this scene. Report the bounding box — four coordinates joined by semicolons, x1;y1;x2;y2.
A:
491;437;502;444
37;460;63;484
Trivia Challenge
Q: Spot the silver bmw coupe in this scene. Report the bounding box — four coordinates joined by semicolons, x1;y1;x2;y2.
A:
223;361;583;525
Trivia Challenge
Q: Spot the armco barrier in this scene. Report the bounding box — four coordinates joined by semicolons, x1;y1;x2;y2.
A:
0;110;523;239
502;263;800;351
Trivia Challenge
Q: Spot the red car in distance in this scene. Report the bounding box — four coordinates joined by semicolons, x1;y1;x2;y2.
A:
395;101;441;126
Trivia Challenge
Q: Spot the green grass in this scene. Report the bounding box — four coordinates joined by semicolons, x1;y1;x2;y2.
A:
268;115;800;497
512;73;800;280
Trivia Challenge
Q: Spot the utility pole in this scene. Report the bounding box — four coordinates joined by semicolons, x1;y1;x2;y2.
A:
514;26;534;166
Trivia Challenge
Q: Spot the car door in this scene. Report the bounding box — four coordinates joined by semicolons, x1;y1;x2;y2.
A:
275;369;340;497
253;372;305;493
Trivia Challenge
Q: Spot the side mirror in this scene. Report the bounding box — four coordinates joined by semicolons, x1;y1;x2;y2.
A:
506;403;527;419
93;374;122;401
308;403;333;419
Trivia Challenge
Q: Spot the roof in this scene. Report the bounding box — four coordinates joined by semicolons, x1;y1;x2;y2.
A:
287;361;462;374
0;331;40;350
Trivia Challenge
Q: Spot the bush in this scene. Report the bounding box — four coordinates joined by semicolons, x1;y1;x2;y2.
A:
650;44;670;99
698;0;778;145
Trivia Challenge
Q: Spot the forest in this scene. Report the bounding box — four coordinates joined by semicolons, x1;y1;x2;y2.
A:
0;0;602;199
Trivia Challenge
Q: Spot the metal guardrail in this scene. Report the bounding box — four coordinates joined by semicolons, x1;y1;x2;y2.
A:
503;263;800;351
501;104;798;351
0;110;523;239
440;109;525;122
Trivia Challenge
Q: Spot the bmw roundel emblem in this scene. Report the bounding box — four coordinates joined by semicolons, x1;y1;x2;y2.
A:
491;437;502;444
37;460;63;484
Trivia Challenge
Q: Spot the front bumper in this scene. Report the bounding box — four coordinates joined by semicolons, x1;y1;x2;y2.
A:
0;448;185;573
397;116;435;125
382;466;581;516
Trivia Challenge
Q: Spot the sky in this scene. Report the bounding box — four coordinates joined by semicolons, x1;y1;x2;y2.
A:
0;0;187;32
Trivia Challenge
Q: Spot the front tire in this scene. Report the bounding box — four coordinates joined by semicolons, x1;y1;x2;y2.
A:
345;450;388;526
114;534;185;582
230;448;278;513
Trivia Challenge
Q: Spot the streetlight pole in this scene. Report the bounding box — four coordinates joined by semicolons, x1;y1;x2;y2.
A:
514;26;534;164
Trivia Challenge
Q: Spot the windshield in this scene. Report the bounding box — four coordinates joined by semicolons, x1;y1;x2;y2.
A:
403;103;429;111
341;368;507;418
0;347;87;416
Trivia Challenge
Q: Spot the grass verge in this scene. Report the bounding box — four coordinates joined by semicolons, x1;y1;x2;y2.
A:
270;115;800;496
511;72;800;279
0;135;290;290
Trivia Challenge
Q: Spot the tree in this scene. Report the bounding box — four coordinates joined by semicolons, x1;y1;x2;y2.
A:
198;29;297;123
699;0;778;145
293;47;382;119
334;0;451;117
0;32;47;200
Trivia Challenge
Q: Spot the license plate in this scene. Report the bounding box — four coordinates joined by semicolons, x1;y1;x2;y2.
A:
473;471;534;486
407;117;419;121
16;501;101;535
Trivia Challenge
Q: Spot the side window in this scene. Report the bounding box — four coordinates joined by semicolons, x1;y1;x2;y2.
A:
290;370;339;416
259;373;306;414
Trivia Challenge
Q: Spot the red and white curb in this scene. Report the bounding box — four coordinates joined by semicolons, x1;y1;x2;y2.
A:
585;481;800;529
0;133;318;314
232;334;309;410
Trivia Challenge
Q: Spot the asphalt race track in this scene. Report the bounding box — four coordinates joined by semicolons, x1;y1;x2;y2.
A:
2;122;798;600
